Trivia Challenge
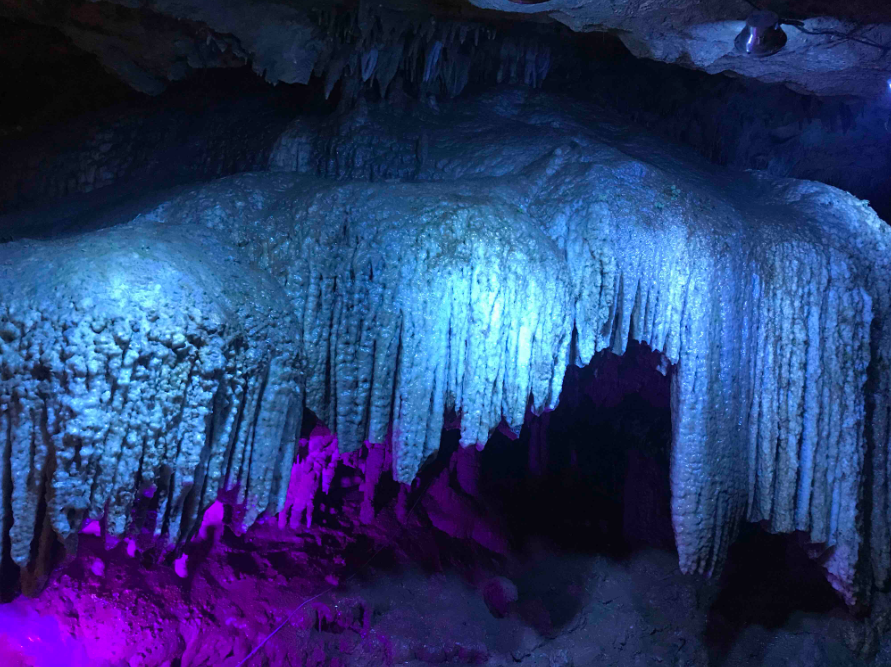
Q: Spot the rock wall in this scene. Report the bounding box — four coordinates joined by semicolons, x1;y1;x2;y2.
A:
567;50;891;223
4;28;888;228
3;0;890;98
0;88;291;218
466;0;891;97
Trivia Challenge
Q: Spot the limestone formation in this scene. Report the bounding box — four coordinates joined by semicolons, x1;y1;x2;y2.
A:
1;89;889;605
0;223;302;575
137;175;574;482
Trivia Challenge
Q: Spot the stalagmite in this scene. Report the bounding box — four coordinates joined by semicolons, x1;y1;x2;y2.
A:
1;89;889;606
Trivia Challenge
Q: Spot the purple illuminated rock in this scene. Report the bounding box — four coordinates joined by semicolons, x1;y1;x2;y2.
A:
483;576;519;618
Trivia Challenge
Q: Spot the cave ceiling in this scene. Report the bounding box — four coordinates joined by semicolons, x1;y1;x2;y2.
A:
1;0;890;99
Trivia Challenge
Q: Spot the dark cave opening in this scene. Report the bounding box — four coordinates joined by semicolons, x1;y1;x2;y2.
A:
706;527;849;665
472;343;850;662
477;340;674;557
291;341;675;569
0;19;138;135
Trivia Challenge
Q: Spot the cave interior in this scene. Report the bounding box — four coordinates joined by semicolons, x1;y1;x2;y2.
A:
1;0;891;665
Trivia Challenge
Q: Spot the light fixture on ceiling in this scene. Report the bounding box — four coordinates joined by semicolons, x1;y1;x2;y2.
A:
734;10;787;57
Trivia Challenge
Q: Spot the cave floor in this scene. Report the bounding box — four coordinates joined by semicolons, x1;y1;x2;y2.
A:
0;493;885;667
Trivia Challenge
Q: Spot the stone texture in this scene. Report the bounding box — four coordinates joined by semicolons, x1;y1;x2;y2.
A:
0;221;302;576
468;0;891;98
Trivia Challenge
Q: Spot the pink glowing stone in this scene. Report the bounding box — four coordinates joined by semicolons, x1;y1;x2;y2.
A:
80;519;101;537
198;500;225;540
174;554;189;578
125;538;137;558
90;558;105;577
0;604;89;667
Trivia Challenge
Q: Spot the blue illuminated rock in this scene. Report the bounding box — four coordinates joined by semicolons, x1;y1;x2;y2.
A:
2;89;889;603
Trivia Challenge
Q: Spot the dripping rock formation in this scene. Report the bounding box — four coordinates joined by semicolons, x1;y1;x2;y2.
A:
1;89;889;607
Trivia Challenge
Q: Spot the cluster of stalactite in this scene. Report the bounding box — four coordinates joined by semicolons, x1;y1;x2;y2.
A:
310;5;551;102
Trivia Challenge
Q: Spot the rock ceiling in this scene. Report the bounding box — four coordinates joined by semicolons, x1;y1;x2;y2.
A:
1;0;890;99
470;0;891;97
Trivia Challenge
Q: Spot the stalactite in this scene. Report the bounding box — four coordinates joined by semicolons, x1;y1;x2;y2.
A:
360;48;378;82
423;41;443;83
138;160;888;607
308;6;555;104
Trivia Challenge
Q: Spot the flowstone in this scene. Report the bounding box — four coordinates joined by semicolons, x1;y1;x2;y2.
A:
0;223;302;583
1;89;889;604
